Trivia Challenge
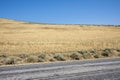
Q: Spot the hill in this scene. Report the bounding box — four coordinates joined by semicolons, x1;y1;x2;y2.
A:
0;18;120;55
0;18;120;65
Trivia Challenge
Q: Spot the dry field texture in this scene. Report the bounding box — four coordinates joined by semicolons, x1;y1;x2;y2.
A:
0;18;120;55
0;18;120;65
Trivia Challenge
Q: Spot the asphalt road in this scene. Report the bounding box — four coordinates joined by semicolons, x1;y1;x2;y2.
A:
0;58;120;80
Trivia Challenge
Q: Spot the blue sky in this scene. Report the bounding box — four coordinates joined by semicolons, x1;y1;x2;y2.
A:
0;0;120;25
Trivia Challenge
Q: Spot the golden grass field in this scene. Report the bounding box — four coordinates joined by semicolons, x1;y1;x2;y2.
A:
0;18;120;55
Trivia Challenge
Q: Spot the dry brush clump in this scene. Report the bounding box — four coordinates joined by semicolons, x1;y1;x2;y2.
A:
37;53;46;62
26;55;38;63
70;52;83;60
4;56;22;65
54;53;67;61
102;48;112;57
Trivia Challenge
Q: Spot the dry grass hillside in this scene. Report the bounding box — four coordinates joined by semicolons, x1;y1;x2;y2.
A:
0;18;120;65
0;18;120;55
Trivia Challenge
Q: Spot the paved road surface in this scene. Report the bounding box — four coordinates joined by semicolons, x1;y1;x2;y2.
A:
0;58;120;80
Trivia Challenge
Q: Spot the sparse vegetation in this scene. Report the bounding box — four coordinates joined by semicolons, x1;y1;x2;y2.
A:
89;49;96;53
19;53;28;58
102;48;112;57
78;50;87;55
82;53;92;59
0;48;120;65
37;58;44;62
0;54;6;58
0;18;120;66
5;56;15;64
26;55;38;63
37;53;46;62
70;52;82;60
38;53;46;59
94;54;99;58
102;52;109;57
54;53;66;61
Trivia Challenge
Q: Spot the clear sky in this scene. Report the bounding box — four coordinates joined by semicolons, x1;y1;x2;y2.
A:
0;0;120;25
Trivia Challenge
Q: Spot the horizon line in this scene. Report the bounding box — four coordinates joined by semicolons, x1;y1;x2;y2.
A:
0;17;120;26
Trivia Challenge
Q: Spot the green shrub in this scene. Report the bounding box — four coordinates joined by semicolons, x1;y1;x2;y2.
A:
102;52;109;57
37;58;44;62
70;52;81;60
37;53;46;62
102;48;111;57
103;48;111;53
38;53;46;59
26;55;38;63
89;49;96;53
94;54;99;58
82;53;92;59
49;58;56;62
54;53;66;61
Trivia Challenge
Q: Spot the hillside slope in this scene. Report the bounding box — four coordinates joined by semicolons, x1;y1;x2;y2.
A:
0;18;120;65
0;18;120;54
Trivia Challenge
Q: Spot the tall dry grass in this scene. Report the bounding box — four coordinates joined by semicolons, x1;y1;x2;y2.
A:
0;18;120;55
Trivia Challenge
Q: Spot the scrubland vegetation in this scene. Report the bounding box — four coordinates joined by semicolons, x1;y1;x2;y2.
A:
0;18;120;65
0;48;120;65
